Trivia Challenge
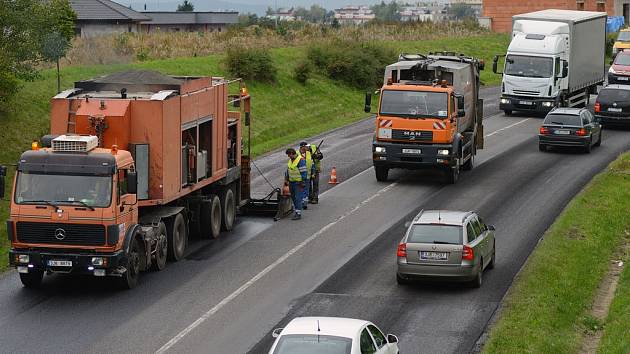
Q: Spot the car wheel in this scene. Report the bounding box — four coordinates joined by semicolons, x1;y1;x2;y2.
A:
594;131;602;147
396;273;410;285
584;139;592;154
470;261;483;288
504;110;512;116
488;244;496;270
539;144;546;152
19;270;44;288
375;166;389;182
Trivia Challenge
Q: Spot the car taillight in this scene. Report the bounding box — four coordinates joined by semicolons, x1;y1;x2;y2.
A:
576;128;588;136
539;126;550;135
594;102;601;113
462;245;474;261
397;243;407;257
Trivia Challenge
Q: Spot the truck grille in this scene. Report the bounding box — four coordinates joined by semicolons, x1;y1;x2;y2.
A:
513;89;540;96
391;129;433;141
16;222;106;246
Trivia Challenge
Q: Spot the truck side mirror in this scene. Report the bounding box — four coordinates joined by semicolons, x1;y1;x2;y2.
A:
0;165;6;199
127;170;137;195
562;61;568;78
492;55;502;74
364;92;372;113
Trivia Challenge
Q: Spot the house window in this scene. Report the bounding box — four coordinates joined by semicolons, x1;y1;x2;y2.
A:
576;1;584;10
597;2;606;12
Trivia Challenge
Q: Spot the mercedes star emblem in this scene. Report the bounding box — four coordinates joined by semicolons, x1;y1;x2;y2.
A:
613;102;618;107
55;228;66;240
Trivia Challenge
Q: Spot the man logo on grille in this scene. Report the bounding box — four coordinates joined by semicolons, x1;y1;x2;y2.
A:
55;228;66;240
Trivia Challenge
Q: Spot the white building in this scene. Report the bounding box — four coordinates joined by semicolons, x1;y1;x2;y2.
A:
266;8;297;21
399;7;433;22
334;6;375;25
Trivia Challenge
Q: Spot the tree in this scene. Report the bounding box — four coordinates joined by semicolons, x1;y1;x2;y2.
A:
41;32;70;93
448;4;475;20
309;5;326;23
177;0;194;12
371;1;401;22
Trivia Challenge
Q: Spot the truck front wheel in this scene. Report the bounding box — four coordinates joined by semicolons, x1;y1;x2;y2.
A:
375;166;389;182
120;236;141;289
167;213;188;261
19;271;44;288
446;162;460;184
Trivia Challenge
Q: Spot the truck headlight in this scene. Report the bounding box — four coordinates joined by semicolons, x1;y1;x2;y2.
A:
18;255;29;263
437;149;450;156
91;257;104;266
500;98;510;104
374;146;386;153
542;101;554;107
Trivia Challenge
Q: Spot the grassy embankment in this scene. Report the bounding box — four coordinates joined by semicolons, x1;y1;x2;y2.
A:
0;33;510;271
482;152;630;354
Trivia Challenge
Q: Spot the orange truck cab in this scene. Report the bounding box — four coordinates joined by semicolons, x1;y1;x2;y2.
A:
365;53;485;183
3;71;253;289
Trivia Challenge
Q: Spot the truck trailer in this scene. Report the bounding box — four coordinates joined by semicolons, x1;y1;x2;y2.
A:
366;52;485;184
1;71;273;289
493;9;606;115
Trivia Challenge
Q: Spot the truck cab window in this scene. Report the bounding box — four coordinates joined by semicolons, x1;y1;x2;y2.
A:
555;57;561;77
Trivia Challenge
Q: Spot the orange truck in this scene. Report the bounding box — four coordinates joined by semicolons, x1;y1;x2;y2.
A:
365;52;485;183
1;71;264;289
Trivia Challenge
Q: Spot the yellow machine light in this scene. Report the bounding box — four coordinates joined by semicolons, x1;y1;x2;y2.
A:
111;145;118;155
241;87;249;96
31;140;39;151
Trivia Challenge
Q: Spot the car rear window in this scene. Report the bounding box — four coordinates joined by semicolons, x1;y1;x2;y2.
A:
614;54;630;65
408;224;463;245
273;335;352;354
597;88;630;103
543;114;581;126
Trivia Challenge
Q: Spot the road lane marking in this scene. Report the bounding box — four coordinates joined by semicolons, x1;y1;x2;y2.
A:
484;118;530;138
155;181;399;354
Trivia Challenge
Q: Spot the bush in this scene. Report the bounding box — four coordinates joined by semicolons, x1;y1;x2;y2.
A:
606;33;617;57
294;61;311;84
307;41;396;89
225;47;277;82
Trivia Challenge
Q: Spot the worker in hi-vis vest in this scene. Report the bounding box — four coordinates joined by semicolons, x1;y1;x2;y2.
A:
299;143;313;209
285;148;307;220
301;141;323;204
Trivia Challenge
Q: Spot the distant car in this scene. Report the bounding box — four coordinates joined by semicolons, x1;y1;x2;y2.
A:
538;107;602;153
608;50;630;84
268;317;399;354
612;29;630;56
396;210;495;288
594;84;630;126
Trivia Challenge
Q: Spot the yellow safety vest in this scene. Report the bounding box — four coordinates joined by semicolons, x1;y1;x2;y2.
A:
287;155;304;182
311;144;321;171
302;150;313;179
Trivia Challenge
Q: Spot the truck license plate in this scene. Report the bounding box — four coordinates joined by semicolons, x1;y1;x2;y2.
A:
48;260;72;267
554;130;570;135
608;107;622;112
420;251;448;260
402;149;422;154
519;101;533;105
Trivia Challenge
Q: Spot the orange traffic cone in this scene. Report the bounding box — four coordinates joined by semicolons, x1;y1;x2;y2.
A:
328;167;339;184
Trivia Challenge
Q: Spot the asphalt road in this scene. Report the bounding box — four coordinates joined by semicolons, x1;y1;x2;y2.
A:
0;86;628;354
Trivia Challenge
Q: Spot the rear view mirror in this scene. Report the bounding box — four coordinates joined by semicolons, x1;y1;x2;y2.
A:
404;221;411;228
272;328;283;338
364;92;372;113
127;170;138;195
492;55;503;74
0;165;6;199
456;94;465;117
458;109;466;117
562;61;568;78
488;225;496;231
387;334;399;343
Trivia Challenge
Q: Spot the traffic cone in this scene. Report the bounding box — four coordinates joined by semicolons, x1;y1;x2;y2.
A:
328;167;339;184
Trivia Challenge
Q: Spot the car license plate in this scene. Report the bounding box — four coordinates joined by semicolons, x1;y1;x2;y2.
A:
618;77;629;81
402;148;421;154
519;101;533;105
554;130;570;135
48;260;72;267
420;251;448;260
608;107;622;112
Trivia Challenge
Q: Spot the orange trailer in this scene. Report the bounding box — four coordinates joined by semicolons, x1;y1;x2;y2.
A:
2;71;268;289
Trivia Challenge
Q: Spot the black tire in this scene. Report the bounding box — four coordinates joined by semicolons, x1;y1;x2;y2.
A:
375;166;389;182
446;163;459;184
470;261;483;288
19;271;44;288
539;144;547;152
207;195;222;238
488;243;496;270
150;222;168;271
594;131;602;147
220;187;236;232
120;236;141;289
166;213;187;261
396;273;410;285
584;139;592;154
504;110;512;116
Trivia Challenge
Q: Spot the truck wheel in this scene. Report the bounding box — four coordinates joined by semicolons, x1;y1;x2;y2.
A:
120;236;141;289
166;213;188;261
375;166;389;182
19;271;44;288
220;187;236;231
503;110;512;116
203;195;222;239
446;161;459;184
150;222;168;271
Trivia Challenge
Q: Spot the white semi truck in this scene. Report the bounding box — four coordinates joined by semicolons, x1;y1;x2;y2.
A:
493;9;606;115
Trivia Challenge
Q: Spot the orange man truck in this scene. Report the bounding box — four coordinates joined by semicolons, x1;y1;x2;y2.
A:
365;52;485;184
2;71;257;289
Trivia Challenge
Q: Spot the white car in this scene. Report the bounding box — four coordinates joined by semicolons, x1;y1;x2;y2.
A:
268;316;399;354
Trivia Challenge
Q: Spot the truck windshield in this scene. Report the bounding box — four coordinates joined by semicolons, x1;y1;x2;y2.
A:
15;172;112;208
505;55;553;78
380;90;448;118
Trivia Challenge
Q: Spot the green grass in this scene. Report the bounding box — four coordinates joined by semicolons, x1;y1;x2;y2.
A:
598;248;630;354
482;153;630;354
0;33;509;271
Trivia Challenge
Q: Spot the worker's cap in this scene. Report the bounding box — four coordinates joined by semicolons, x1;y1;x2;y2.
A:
299;141;308;147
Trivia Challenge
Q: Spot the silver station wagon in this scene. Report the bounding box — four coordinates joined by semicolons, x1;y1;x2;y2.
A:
396;210;496;288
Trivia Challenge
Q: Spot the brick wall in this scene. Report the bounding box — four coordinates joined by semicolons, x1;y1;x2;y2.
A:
482;0;615;32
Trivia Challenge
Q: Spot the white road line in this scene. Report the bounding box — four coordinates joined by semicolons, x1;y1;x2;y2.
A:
155;182;399;354
484;118;531;138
